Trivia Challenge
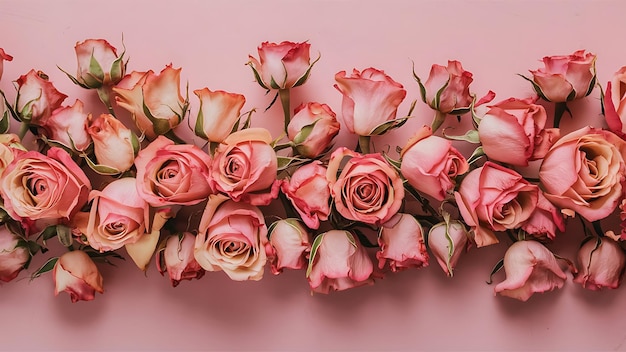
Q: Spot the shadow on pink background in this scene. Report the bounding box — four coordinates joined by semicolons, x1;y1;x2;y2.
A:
1;0;626;350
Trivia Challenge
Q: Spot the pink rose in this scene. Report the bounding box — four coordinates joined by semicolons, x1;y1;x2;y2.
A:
494;240;568;302
427;218;469;277
15;70;67;125
527;50;596;102
0;147;91;222
307;230;374;294
287;102;340;158
327;148;404;225
0;225;30;282
210;128;280;206
478;97;560;166
265;219;311;275
247;41;314;90
454;162;539;247
0;48;13;82
377;213;428;272
281;161;330;229
53;250;104;303
194;195;268;281
417;60;473;114
44;99;91;151
156;232;205;287
87;114;138;173
522;192;565;241
539;126;626;222
73;38;126;88
604;66;626;139
400;125;469;201
193;87;246;143
135;135;212;207
113;65;188;139
573;237;625;290
0;134;24;176
334;68;406;136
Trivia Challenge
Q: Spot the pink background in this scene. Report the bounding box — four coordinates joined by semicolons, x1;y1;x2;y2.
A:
1;0;626;350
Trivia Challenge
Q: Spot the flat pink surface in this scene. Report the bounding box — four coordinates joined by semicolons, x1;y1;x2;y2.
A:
1;0;626;350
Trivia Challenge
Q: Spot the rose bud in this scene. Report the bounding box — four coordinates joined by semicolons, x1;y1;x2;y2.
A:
307;230;374;294
427;219;469;277
522;192;565;241
247;41;315;90
604;66;626;139
0;225;30;282
53;250;104;303
15;69;67;125
281;161;331;230
495;240;568;302
87;114;139;173
377;213;428;272
156;232;205;287
193;87;246;143
334;68;406;136
44;99;92;151
0;48;13;82
287;102;340;158
417;60;473;115
266;219;311;275
73;39;126;88
574;237;626;290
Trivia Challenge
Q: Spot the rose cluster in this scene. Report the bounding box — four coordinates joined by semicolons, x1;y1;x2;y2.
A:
0;38;623;304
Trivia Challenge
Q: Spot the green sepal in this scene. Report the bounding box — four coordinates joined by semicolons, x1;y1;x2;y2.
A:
369;116;411;136
412;61;428;104
486;258;504;285
433;77;451;110
518;73;549;102
293;119;319;144
88;51;105;84
306;233;325;277
269;76;282;90
0;90;19;123
37;225;60;246
352;229;378;248
246;62;269;90
467;146;485;165
56;224;73;247
382;152;401;173
83;153;122;175
442;129;480;144
277;156;308;171
30;257;58;280
292;53;321;88
194;106;208;140
57;65;90;89
82;247;126;266
0;107;10;134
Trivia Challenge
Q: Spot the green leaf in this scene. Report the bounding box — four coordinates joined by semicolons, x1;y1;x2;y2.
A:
37;225;59;245
56;224;73;247
306;234;325;277
486;258;504;285
246;62;269;90
293;53;321;88
194;107;208;140
433;77;451;109
369;116;410;136
31;257;58;280
293;119;319;144
412;61;427;104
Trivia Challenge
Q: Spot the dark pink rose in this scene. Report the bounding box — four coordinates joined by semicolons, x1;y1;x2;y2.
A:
420;60;473;114
0;48;13;82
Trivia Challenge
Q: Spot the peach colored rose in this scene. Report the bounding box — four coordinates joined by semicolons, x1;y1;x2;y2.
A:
73;38;125;88
400;125;469;201
334;67;406;136
135;136;212;207
307;230;374;294
574;237;625;290
156;232;205;287
265;219;311;275
494;241;567;302
0;225;30;282
478;97;560;166
281;161;330;230
0;134;24;176
210;128;280;206
15;70;67;125
0;48;13;82
604;66;626;139
287;102;340;158
53;250;104;303
327;148;404;225
113;65;187;139
87;114;138;173
44;99;91;151
193;87;246;143
454;162;539;247
247;41;314;90
418;60;473;114
528;50;596;102
0;147;91;222
377;213;428;272
427;218;469;277
539;126;626;222
194;195;268;281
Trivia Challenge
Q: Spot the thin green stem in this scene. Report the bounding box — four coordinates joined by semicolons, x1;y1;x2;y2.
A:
17;121;29;140
431;110;447;133
97;86;115;116
278;88;291;134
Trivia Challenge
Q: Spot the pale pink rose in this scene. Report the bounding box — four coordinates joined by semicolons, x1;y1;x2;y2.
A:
194;195;268;281
281;161;330;229
377;213;428;272
193;87;246;143
87;114;137;173
135;136;212;207
427;219;469;277
478;97;560;166
574;237;626;290
15;70;67;125
495;240;568;302
522;192;565;241
44;99;91;151
0;48;13;82
400;125;469;201
113;65;187;139
334;68;406;136
0;148;91;222
211;128;280;206
287;102;340;158
265;219;311;275
419;60;473;114
539;126;626;222
528;50;596;102
454;162;539;247
77;177;148;252
248;41;314;89
156;232;205;287
307;230;374;294
0;225;30;282
604;67;626;139
53;250;104;303
0;134;24;176
327;147;404;225
74;38;125;88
